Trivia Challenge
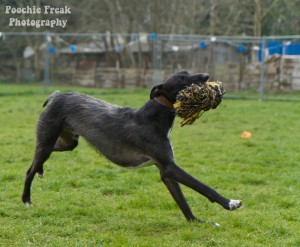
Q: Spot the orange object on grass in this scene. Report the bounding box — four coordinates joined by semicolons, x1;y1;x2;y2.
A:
241;131;252;139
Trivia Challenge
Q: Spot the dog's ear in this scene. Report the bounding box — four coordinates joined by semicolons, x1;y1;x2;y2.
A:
150;84;164;99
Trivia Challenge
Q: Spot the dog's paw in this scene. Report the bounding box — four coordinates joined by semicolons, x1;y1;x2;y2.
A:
22;195;32;206
211;222;221;227
189;217;220;227
228;200;242;210
37;172;44;178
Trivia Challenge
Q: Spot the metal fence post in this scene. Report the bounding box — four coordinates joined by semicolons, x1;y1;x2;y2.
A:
259;36;266;100
44;32;50;92
151;34;163;86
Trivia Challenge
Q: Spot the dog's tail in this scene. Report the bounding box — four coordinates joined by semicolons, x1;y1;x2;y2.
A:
43;90;61;107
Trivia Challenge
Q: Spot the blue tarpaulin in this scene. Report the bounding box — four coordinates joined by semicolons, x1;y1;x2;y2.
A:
285;42;300;55
258;41;300;61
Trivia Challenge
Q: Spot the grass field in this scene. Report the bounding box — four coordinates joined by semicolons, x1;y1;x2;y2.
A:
0;84;299;246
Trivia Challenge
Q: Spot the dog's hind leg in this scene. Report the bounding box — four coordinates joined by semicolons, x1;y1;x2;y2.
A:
22;114;63;205
22;146;54;205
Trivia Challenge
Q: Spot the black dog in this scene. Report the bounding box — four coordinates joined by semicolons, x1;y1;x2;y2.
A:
22;71;242;223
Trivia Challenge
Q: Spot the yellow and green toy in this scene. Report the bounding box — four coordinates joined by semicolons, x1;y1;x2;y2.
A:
174;81;225;126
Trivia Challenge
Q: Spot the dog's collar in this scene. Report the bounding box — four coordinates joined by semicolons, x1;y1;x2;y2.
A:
154;95;174;109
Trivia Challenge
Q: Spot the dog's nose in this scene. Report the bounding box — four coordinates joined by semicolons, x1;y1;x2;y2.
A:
200;73;209;82
188;73;209;84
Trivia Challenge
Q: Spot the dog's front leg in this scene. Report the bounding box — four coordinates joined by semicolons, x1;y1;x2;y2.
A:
161;175;204;222
159;162;242;211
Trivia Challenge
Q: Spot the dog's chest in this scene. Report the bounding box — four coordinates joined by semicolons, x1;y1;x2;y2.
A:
123;159;154;169
104;148;153;168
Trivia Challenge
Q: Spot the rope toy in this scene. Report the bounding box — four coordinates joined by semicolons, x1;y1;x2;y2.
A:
174;81;225;126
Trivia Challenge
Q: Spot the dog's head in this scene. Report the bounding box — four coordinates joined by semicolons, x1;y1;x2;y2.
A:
150;71;209;103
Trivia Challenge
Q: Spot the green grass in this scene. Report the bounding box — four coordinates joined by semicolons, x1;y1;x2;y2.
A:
0;84;299;246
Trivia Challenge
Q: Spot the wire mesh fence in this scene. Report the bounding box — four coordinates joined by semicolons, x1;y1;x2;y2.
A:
1;32;300;100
